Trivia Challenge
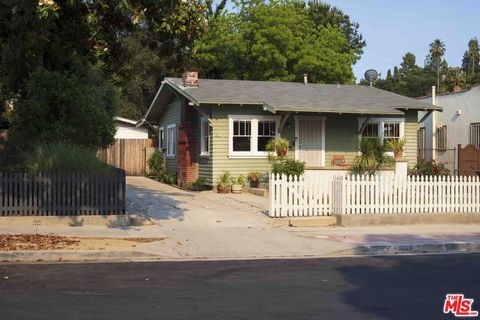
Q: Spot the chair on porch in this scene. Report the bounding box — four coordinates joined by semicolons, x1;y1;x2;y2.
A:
331;155;351;168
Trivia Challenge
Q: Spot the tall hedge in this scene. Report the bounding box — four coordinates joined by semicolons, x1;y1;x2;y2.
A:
9;67;117;151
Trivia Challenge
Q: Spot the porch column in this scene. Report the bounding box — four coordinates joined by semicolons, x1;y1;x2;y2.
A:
395;159;408;178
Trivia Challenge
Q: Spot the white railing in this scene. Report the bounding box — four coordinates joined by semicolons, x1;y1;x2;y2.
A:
269;173;480;217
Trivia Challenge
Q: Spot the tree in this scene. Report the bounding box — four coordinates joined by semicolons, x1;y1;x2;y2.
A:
400;52;417;72
445;67;466;92
468;38;479;76
369;52;436;98
194;0;356;83
205;0;229;20
306;1;366;64
9;67;117;151
0;0;210;116
427;39;446;89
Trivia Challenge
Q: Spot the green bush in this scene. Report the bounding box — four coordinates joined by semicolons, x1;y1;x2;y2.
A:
352;138;393;174
160;172;177;185
146;150;177;184
9;67;117;152
409;159;450;176
22;143;110;173
147;150;165;178
191;177;209;191
217;171;232;191
271;159;305;177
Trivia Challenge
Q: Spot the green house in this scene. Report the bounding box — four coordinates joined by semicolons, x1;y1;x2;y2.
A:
139;72;440;187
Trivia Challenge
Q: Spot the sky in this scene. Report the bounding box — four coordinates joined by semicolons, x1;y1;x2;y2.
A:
321;0;480;82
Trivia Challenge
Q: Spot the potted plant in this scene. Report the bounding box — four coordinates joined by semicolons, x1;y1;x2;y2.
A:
266;138;290;159
247;171;261;188
231;175;246;194
217;171;232;193
385;138;407;159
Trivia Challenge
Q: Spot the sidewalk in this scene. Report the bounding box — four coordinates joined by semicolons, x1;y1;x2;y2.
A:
0;177;479;263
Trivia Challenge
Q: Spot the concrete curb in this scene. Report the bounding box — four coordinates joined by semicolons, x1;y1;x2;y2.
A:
332;241;480;256
1;241;480;264
0;250;165;263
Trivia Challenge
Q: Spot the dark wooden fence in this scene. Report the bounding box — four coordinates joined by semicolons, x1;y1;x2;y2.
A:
458;144;480;176
0;169;125;216
97;139;155;176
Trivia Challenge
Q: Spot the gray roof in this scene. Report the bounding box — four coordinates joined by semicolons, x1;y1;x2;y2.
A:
141;77;440;123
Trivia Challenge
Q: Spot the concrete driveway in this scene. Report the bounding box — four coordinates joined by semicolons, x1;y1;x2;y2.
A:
126;176;271;228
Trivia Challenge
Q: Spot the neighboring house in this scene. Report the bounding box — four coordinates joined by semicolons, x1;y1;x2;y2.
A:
114;116;148;139
139;72;439;187
418;85;480;172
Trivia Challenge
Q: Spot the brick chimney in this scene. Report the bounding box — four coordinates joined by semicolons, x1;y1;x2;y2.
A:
182;71;198;88
177;98;199;188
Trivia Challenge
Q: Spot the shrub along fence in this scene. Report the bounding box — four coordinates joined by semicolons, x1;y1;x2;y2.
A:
0;169;125;216
270;173;480;217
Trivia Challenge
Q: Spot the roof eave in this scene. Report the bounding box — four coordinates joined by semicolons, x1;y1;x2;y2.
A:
163;79;200;106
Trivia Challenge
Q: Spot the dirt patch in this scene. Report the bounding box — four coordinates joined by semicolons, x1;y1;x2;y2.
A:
0;234;80;251
0;234;166;251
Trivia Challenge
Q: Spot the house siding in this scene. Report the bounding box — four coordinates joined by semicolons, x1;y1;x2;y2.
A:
404;110;418;167
324;114;358;167
158;99;181;173
210;106;295;183
197;106;214;185
156;99;418;184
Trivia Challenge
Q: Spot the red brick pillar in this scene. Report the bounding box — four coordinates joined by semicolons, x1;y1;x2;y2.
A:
177;102;199;188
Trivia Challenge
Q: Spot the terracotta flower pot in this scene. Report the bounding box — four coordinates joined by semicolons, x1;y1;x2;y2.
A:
276;148;288;158
394;150;403;159
217;187;230;194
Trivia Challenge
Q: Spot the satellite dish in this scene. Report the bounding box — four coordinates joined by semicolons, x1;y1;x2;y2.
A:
364;69;379;87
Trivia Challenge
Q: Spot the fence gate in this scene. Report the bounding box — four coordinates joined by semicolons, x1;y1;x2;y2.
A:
458;144;480;176
97;139;154;176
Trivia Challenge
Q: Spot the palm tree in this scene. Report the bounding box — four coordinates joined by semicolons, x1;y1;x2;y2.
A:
445;67;466;92
429;39;446;88
468;38;479;75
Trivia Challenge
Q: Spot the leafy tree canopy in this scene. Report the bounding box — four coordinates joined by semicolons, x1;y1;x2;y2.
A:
9;67;117;151
0;0;210;117
193;0;359;84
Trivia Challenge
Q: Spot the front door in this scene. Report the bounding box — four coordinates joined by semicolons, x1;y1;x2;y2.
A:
296;116;325;167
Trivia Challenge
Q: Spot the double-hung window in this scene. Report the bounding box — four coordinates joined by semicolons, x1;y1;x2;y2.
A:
159;127;165;149
470;123;480;147
257;120;276;151
383;122;401;142
359;118;404;142
361;123;379;139
200;117;210;156
436;125;447;150
229;115;280;157
166;124;176;157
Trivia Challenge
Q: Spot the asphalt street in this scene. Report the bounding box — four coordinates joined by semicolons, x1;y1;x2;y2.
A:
0;254;479;320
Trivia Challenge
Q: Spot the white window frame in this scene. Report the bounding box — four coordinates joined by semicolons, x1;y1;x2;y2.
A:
166;123;176;157
200;117;210;156
159;126;165;149
228;115;281;158
470;123;480;148
358;117;405;155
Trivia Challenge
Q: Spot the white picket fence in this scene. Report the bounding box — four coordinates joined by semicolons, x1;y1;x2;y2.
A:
269;173;334;217
269;173;480;217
